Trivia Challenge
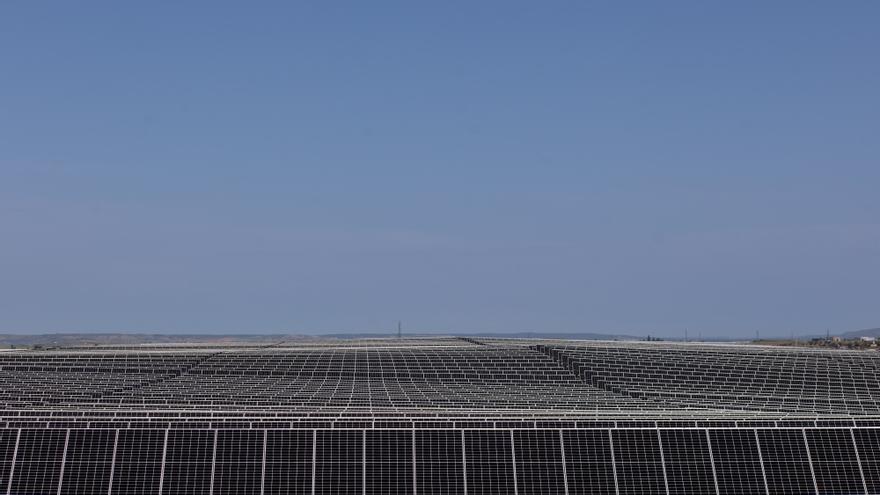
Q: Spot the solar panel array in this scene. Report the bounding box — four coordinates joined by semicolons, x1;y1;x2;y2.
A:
0;337;878;494
539;343;880;414
1;425;879;494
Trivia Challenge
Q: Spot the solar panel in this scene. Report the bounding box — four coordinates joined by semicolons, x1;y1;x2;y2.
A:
513;429;566;495
853;428;880;494
708;429;767;495
162;429;215;495
214;430;263;494
660;429;715;495
415;430;465;495
805;428;865;495
612;429;666;495
315;430;362;495
542;343;880;414
111;429;165;495
562;429;616;494
264;430;313;495
366;430;413;494
9;429;67;495
0;429;16;491
464;430;516;495
0;338;877;493
757;429;816;495
59;429;115;495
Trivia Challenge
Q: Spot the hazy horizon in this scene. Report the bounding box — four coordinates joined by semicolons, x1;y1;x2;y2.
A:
2;3;878;337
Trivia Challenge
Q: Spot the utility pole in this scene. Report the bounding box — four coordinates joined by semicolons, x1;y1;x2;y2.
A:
397;321;402;339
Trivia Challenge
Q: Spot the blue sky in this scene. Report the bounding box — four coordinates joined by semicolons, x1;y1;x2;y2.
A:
1;2;878;337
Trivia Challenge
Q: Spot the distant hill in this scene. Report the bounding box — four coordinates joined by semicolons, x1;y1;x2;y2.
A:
0;331;637;348
840;328;880;339
465;331;637;340
0;333;293;347
322;331;638;340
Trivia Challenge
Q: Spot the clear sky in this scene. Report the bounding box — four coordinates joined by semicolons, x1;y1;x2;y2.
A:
1;2;878;337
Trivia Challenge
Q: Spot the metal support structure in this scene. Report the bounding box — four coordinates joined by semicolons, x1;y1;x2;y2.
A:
704;429;720;495
362;429;367;495
311;430;317;495
461;430;468;495
55;430;70;495
158;429;169;495
849;428;869;495
753;430;771;495
558;429;569;495
656;429;670;495
801;429;820;495
412;427;418;495
209;429;218;495
260;429;267;495
509;430;519;495
6;429;20;495
107;429;119;495
608;429;620;495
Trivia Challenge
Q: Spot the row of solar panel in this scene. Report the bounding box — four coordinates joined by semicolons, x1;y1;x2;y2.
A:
4;418;863;429
0;428;876;495
0;351;647;412
539;345;880;414
0;352;583;384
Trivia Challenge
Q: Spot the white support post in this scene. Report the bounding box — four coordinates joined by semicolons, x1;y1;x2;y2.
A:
107;429;119;495
509;430;519;495
412;428;418;495
608;429;620;495
704;429;720;495
56;430;70;495
849;428;869;495
260;430;267;495
209;430;218;495
158;429;169;495
311;430;317;495
801;429;819;495
753;430;770;495
6;429;20;495
362;430;366;495
461;430;468;495
558;430;569;495
656;429;670;495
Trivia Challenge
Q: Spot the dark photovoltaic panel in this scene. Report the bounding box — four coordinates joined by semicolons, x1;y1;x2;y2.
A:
805;428;865;495
660;429;715;495
111;429;165;495
59;429;115;495
0;430;16;491
465;430;516;495
265;430;313;495
316;430;362;495
708;429;767;495
612;429;666;495
757;429;816;495
366;430;413;495
563;429;616;494
415;430;465;495
214;430;263;494
9;429;67;495
853;428;880;494
542;343;880;415
162;429;215;495
0;339;877;494
1;340;880;415
513;429;565;495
